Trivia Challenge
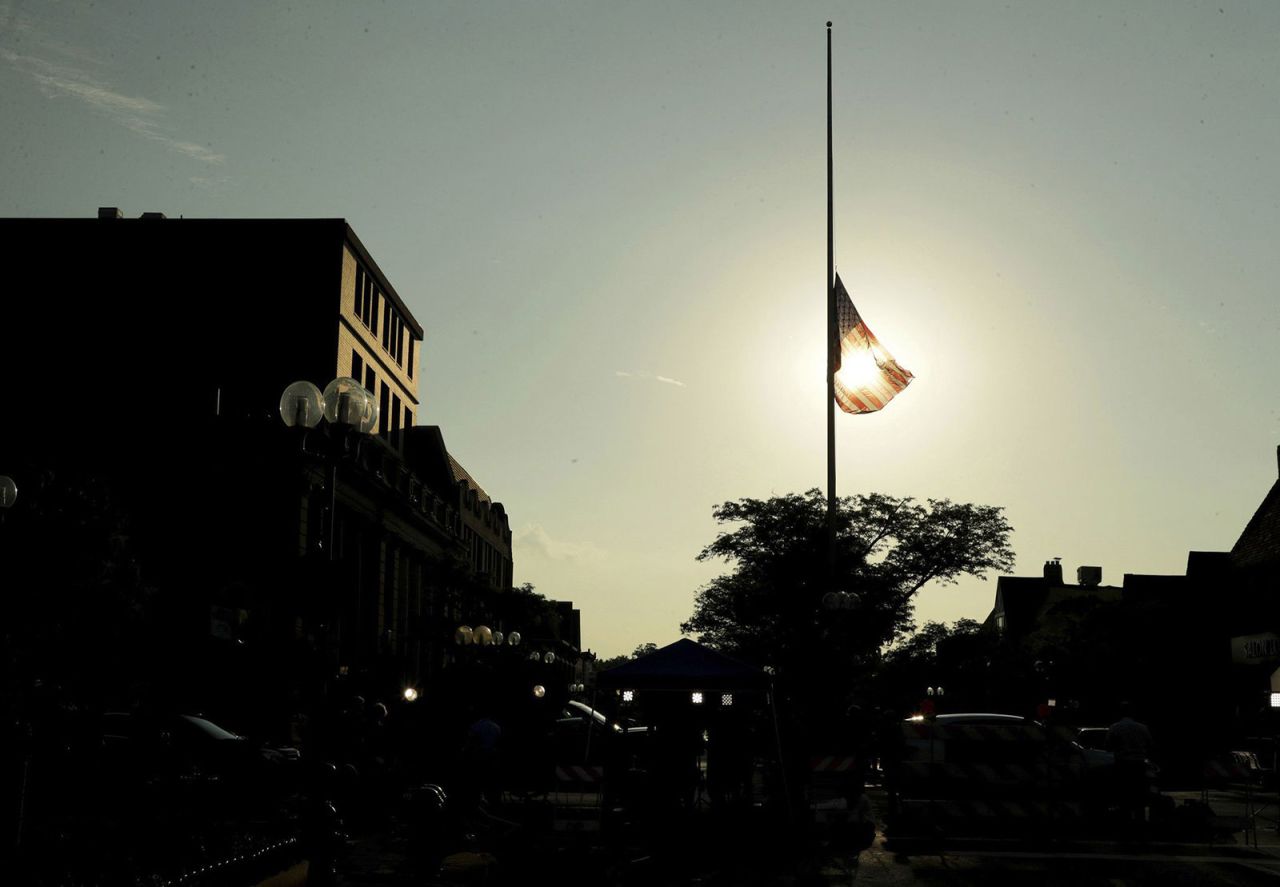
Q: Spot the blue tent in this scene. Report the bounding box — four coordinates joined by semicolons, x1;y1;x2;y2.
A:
597;638;769;692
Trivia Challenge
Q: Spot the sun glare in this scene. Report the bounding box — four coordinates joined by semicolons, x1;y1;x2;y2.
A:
836;350;882;392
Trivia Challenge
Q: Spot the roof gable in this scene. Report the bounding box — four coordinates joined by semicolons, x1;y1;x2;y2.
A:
597;638;768;690
1233;479;1280;570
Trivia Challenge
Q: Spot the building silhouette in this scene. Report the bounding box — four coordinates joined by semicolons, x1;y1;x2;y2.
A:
0;209;525;732
985;445;1280;763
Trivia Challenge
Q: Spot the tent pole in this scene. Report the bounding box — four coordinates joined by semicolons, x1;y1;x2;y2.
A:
769;687;794;822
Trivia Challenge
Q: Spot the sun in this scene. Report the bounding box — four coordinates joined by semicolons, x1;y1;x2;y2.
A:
835;350;883;391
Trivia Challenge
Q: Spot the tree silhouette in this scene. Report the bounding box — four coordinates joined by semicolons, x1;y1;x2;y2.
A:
596;642;659;672
680;489;1014;730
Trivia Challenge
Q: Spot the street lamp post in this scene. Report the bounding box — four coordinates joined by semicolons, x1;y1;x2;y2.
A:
1;474;25;851
278;378;378;708
279;377;379;559
451;624;523;705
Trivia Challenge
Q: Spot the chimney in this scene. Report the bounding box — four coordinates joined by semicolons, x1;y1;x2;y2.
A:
97;207;122;220
1043;558;1064;586
1077;566;1102;587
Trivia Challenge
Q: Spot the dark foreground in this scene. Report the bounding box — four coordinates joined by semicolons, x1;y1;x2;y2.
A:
330;786;1280;887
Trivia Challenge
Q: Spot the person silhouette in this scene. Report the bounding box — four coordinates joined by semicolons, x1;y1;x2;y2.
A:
1107;702;1154;826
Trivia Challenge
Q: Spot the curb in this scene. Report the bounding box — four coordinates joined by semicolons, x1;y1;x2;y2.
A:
882;835;1275;859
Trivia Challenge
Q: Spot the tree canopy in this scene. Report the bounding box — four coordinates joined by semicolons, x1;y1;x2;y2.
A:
680;489;1014;705
595;642;660;672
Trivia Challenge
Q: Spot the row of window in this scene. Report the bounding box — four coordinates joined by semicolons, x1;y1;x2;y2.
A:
465;525;510;588
354;265;415;379
351;350;414;435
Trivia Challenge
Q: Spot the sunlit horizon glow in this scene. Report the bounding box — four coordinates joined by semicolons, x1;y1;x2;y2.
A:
2;2;1278;656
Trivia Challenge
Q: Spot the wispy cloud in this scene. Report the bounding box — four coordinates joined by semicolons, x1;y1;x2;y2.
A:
513;524;606;564
189;174;232;189
1;25;225;166
615;370;687;388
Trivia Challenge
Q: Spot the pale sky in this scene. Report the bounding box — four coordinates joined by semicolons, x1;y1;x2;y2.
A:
4;1;1278;657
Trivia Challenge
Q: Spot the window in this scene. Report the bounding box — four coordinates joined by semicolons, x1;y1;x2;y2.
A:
370;288;380;335
404;406;412;430
379;382;390;435
391;394;401;432
365;366;376;397
351;351;364;384
356;268;376;328
382;303;393;350
407;338;415;379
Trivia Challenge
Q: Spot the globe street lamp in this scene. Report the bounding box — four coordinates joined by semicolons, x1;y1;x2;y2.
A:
0;475;15;526
0;475;17;508
278;378;379;559
280;378;379;435
455;624;522;649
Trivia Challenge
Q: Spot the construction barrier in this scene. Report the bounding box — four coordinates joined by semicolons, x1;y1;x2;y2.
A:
897;798;1085;825
807;754;862;814
810;755;859;774
551;764;604;835
889;719;1100;838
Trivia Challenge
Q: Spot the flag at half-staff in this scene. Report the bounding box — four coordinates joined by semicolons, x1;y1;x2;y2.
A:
832;274;914;413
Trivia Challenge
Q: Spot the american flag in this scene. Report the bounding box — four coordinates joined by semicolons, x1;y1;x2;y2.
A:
832;275;914;413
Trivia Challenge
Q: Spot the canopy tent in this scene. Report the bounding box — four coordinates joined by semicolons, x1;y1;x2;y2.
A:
597;638;770;692
594;638;789;814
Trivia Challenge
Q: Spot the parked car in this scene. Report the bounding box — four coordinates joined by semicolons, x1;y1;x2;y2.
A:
1071;725;1160;783
100;711;298;794
1075;727;1109;751
553;700;647;765
554;700;620;759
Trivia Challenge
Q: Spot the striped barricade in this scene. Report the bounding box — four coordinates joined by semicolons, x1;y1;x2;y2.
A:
896;797;1086;832
552;764;604;836
811;755;859;775
808;754;861;807
891;720;1093;838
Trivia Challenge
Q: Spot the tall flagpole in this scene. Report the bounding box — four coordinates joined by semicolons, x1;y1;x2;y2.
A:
826;21;837;587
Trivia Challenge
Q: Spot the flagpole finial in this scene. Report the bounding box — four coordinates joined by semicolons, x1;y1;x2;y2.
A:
826;21;832;28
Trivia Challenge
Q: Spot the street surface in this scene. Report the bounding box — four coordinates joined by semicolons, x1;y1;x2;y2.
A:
851;843;1280;886
333;784;1280;886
